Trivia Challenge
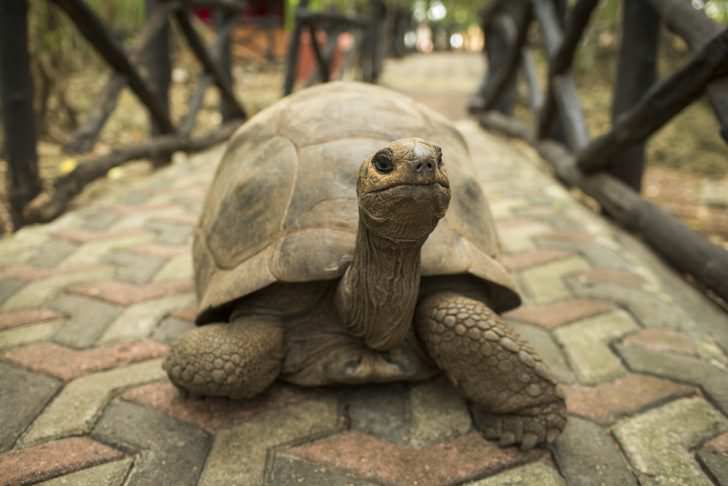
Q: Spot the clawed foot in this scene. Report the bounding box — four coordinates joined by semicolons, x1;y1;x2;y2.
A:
473;400;567;450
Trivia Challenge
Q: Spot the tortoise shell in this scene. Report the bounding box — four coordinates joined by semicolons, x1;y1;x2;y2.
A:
193;81;520;324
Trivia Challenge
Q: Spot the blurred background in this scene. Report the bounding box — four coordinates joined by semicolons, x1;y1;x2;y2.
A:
1;0;727;251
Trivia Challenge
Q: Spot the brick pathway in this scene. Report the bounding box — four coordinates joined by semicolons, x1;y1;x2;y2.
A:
1;53;728;485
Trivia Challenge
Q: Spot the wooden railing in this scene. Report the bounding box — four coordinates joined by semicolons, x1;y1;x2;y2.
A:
471;0;728;303
0;0;256;228
283;0;411;95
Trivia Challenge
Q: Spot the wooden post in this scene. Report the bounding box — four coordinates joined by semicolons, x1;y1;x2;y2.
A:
469;1;528;115
175;10;246;120
0;0;41;228
533;0;591;151
536;0;599;142
215;8;238;122
608;0;660;192
145;0;172;166
308;23;331;83
63;2;178;154
49;0;175;135
283;1;309;95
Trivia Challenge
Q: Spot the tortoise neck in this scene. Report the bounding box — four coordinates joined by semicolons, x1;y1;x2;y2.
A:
335;221;423;351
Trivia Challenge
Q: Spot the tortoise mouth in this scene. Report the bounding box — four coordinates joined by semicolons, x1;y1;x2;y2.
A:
365;181;450;194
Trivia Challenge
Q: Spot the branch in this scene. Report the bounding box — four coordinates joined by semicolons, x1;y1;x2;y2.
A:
24;122;241;223
174;10;246;120
577;28;728;173
49;0;175;134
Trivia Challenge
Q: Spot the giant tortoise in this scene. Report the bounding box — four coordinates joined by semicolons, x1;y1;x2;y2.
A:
163;81;566;449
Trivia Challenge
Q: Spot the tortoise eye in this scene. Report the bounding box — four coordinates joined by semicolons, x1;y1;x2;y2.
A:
435;147;443;167
372;150;394;173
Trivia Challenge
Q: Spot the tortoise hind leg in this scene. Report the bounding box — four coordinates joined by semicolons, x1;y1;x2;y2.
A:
163;316;284;400
414;291;566;450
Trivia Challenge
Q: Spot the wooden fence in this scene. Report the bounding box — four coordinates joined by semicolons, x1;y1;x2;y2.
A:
472;0;728;303
0;0;394;229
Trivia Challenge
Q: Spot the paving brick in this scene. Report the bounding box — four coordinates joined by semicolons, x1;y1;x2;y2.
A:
53;228;148;243
129;243;188;258
93;400;211;486
621;328;727;366
50;295;122;348
171;306;196;321
509;321;575;384
153;253;193;281
1;265;114;311
76;206;123;230
501;248;572;272
0;264;54;280
341;383;411;444
151;316;195;343
122;382;309;432
37;458;133;486
267;454;380;486
519;256;591;303
199;397;340;486
705;432;728;454
288;430;540;486
537;231;594;244
499;220;552;253
100;294;193;342
71;279;193;306
0;230;45;266
0;437;123;486
564;374;697;424
109;202;178;216
568;280;693;330
0;279;26;306
409;377;472;447
144;219;193;245
698;433;728;485
58;235;152;267
697;449;728;486
614;397;728;486
103;250;166;284
21;359;166;444
552;417;637;486
571;267;645;288
0;321;62;349
616;343;728;415
4;340;167;382
504;299;612;329
537;238;635;272
28;239;79;268
554;311;639;385
0;362;61;452
490;198;531;219
467;461;565;485
0;308;63;330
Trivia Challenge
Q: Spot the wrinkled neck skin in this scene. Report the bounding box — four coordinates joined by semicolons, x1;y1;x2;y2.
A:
335;220;423;351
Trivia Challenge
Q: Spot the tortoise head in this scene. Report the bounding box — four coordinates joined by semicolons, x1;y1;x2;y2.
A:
357;138;451;242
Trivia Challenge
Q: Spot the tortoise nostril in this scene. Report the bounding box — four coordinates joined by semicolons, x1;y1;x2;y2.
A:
415;161;434;173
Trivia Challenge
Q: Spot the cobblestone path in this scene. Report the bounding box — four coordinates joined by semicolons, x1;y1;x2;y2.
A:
1;53;727;485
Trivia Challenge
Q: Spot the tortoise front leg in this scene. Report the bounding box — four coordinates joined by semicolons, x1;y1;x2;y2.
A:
415;291;566;450
163;315;284;400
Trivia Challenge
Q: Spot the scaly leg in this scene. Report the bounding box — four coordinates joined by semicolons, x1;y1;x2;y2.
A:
163;316;284;400
415;291;566;450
